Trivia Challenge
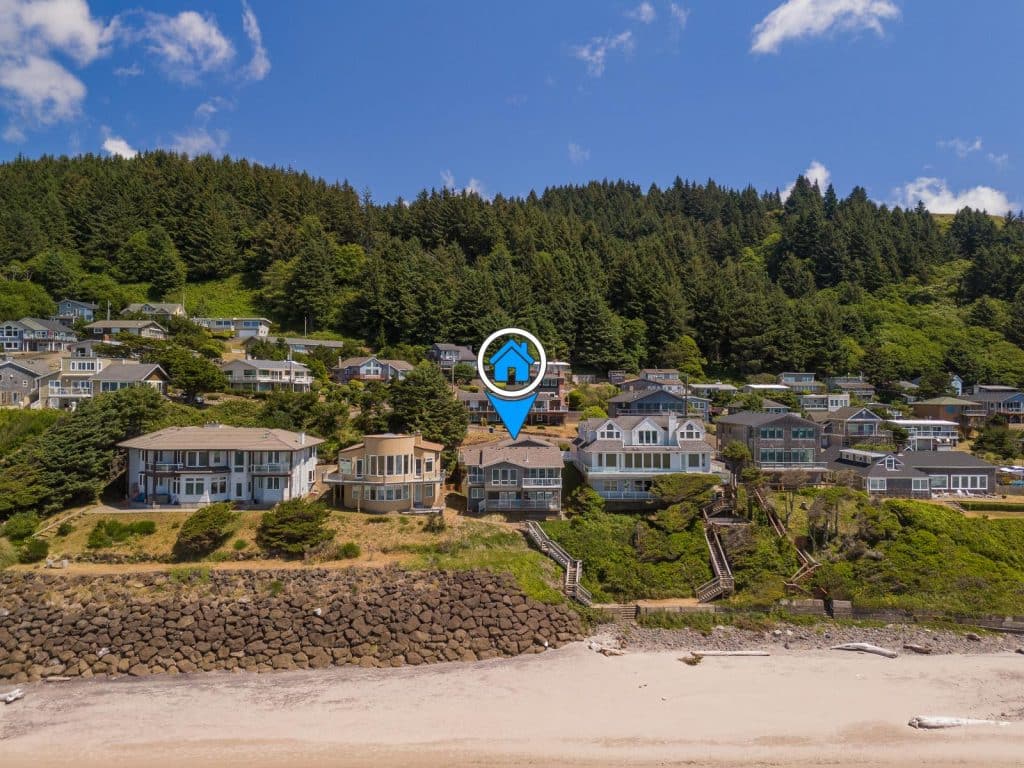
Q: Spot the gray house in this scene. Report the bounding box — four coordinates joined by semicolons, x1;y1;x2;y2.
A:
715;411;824;472
0;358;58;407
459;437;563;516
427;343;477;373
333;355;413;383
608;388;710;420
54;299;98;325
827;448;996;498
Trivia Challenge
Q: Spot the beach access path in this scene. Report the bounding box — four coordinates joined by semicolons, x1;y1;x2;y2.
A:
2;643;1023;767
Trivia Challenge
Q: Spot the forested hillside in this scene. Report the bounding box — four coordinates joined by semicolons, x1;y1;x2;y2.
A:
3;152;1024;386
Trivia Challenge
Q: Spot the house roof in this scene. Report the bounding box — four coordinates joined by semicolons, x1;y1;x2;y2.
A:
122;302;184;314
639;368;680;377
582;438;714;453
336;356;414;371
825;406;883;422
272;337;349;349
0;358;58;377
912;396;981;406
86;320;166;331
888;418;959;427
762;399;790;409
966;389;1023;403
579;414;705;431
194;316;272;324
832;380;876;391
715;411;784;427
59;299;98;309
92;362;168;382
898;451;996;470
19;317;74;333
339;433;444;453
690;381;738;392
120;424;324;451
224;359;311;371
609;389;686;404
459;437;563;469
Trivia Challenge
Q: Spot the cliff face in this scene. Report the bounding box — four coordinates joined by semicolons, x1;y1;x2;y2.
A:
0;568;582;682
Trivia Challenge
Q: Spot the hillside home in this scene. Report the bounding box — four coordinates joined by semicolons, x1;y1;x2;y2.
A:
266;337;350;357
220;359;312;393
607;370;628;385
193;317;272;339
0;358;58;407
53;299;97;325
828;375;876;399
886;419;959;451
0;318;77;352
799;392;851;412
46;345;115;409
742;383;791;395
816;406;888;448
86;320;168;341
459;437;563;515
689;382;738;398
966;385;1024;423
778;372;826;394
620;375;687;394
91;362;169;396
427;343;477;373
639;368;681;383
573;414;715;507
715;411;823;472
120;424;322;507
333;355;413;384
457;385;569;427
327;433;445;513
121;302;187;322
910;396;986;433
827;449;995;498
608;388;711;420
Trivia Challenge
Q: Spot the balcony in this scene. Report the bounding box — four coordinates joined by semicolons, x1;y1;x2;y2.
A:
145;463;230;473
595;490;655;500
325;471;446;484
521;477;562;488
250;462;291;474
478;499;558;512
48;386;92;398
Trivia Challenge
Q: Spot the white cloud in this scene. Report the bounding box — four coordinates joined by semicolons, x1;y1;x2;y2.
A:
138;10;235;82
572;31;634;77
988;152;1009;170
937;136;982;158
195;96;231;120
102;134;137;158
568;142;590;164
893;177;1020;215
240;0;270;81
113;62;143;77
0;0;116;131
171;127;229;156
782;160;831;199
626;2;656;23
440;169;490;200
3;124;26;143
440;169;456;190
670;4;690;29
751;0;899;54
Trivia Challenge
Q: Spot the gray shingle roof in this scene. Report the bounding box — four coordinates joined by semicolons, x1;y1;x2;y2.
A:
120;425;324;451
459;437;563;469
91;363;167;382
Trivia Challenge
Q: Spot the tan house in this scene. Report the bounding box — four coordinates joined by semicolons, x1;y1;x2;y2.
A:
459;437;563;516
85;319;168;341
121;302;187;322
326;433;445;513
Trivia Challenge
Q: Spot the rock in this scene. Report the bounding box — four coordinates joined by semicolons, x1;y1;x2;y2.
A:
127;664;150;677
965;632;982;642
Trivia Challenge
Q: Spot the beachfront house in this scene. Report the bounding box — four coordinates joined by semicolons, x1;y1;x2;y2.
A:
827;449;996;499
326;433;445;513
715;411;824;473
220;359;313;393
0;318;78;352
120;424;322;506
459;437;563;516
0;358;58;407
90;362;169;395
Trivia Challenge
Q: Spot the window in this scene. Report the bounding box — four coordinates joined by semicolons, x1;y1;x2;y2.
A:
884;457;898;470
415;458;423;476
791;428;815;440
425;457;434;473
681;425;701;440
912;478;928;491
759;427;783;440
637;429;659;445
235;482;243;498
265;477;282;490
688;453;702;468
234;451;245;470
355;459;364;477
353;487;361;500
184;477;204;495
471;488;483;499
598;453;618;467
929;475;948;489
598;426;621;440
867;478;886;491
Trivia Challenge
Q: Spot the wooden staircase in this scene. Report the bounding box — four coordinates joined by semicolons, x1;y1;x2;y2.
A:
750;486;820;591
524;521;593;606
696;492;742;602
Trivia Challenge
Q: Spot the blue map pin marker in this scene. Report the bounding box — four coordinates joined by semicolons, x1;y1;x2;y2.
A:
486;392;537;440
477;327;547;441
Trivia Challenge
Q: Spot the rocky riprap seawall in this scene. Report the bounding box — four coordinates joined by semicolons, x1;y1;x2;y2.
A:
0;568;582;682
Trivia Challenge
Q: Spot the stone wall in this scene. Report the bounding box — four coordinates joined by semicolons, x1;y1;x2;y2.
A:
0;568;582;683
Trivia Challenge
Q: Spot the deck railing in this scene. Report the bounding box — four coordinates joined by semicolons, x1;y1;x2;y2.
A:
524;521;593;606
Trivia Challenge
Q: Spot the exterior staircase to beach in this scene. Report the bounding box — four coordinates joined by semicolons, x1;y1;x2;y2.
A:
524;521;593;606
750;485;820;592
696;490;743;602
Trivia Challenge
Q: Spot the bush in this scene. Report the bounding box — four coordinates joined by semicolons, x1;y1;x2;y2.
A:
169;566;210;585
256;499;332;557
86;518;157;549
2;511;40;542
232;538;248;550
18;537;49;563
337;541;361;559
423;511;446;532
173;503;240;560
56;521;75;537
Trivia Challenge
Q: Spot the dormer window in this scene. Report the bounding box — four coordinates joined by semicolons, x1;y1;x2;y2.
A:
637;429;659;445
884;456;897;471
680;423;702;440
598;426;621;440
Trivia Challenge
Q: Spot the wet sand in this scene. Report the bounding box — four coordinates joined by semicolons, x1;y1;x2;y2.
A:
2;643;1023;767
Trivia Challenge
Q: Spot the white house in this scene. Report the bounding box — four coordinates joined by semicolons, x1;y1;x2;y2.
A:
572;414;716;506
193;317;272;339
887;419;960;451
220;359;313;392
120;424;323;507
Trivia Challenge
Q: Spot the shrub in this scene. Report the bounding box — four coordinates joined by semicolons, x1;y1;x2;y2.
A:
18;537;49;564
423;511;446;533
366;515;390;524
169;566;210;584
56;521;74;537
86;518;157;549
173;503;239;560
337;541;361;559
256;499;332;557
268;579;284;596
232;538;248;550
2;511;40;542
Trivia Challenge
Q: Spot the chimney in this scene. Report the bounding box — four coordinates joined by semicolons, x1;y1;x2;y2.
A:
667;411;678;437
299;431;306;445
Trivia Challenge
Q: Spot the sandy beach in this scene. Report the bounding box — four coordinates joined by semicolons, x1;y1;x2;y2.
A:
3;641;1023;767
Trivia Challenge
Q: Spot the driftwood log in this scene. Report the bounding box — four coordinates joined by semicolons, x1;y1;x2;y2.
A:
831;642;898;658
908;716;1009;729
689;650;770;657
902;643;933;655
2;688;24;704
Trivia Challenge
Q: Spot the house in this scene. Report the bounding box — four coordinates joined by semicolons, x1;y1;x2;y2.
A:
573;414;715;507
0;318;78;352
121;302;187;322
800;392;851;412
910;396;986;433
46;345;114;409
220;359;312;393
907;373;964;399
427;343;477;373
459;437;563;515
620;376;686;394
255;337;350;357
742;383;791;395
816;406;888;448
639;368;681;384
609;388;711;420
489;339;533;385
689;381;738;398
607;370;629;385
715;411;824;473
332;355;413;384
827;449;995;498
778;372;825;394
533;361;570;425
886;419;960;451
120;424;322;506
86;320;168;341
90;362;169;395
458;383;569;427
193;317;272;339
726;397;789;415
0;358;58;407
326;433;445;513
53;299;97;325
965;385;1024;423
828;375;875;399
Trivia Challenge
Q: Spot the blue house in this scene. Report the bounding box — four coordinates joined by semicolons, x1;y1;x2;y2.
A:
490;339;534;384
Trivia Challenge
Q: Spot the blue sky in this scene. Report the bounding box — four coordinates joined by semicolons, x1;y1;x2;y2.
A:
2;0;1022;213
